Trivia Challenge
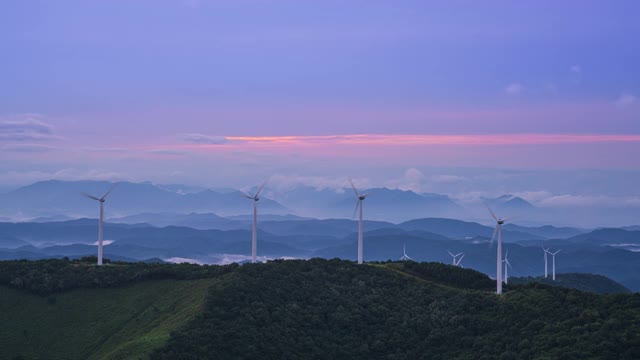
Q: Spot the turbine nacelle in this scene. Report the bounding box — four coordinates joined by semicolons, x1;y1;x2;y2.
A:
243;181;267;203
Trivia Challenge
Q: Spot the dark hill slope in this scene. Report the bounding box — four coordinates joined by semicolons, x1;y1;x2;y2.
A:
153;259;640;360
1;259;639;360
509;273;631;294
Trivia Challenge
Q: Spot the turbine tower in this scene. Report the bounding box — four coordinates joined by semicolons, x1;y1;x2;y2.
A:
455;253;465;268
349;179;368;265
488;207;511;295
399;242;412;261
82;185;116;266
542;246;550;278
243;182;267;264
448;251;463;265
550;249;561;280
502;250;512;284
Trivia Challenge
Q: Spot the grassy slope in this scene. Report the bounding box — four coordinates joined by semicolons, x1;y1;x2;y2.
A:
0;278;217;360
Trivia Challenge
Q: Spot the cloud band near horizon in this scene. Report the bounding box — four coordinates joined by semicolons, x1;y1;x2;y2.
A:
185;133;640;147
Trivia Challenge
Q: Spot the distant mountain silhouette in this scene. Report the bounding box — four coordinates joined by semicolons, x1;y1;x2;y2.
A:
0;180;289;218
398;218;543;241
503;224;587;239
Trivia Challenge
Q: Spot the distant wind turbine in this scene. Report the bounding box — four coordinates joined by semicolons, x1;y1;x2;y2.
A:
448;251;463;266
549;249;561;281
243;181;267;264
542;246;550;278
455;253;465;268
350;179;369;265
399;242;412;261
502;250;513;284
82;185;117;266
488;206;512;295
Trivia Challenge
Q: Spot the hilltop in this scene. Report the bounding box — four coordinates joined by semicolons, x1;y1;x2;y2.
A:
1;258;638;359
509;273;631;294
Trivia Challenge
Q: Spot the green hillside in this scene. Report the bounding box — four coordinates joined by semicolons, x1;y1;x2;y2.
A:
0;278;217;360
1;259;639;360
509;273;632;294
153;260;640;360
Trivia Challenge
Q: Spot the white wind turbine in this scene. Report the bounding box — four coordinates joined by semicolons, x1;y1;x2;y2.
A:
82;185;117;266
488;207;512;295
349;179;369;265
549;249;561;281
243;182;267;264
542;246;550;278
455;254;465;268
399;242;412;261
448;251;463;266
502;250;513;284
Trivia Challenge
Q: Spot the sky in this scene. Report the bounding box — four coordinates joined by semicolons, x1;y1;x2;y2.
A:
1;0;639;211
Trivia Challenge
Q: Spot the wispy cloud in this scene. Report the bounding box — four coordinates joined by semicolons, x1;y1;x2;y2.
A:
0;115;59;142
147;148;190;156
0;168;125;185
615;93;636;107
505;83;524;95
83;147;130;153
1;143;59;152
180;133;230;145
217;134;640;146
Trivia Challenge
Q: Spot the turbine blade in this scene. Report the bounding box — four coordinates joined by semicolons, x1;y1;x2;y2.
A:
456;254;465;264
448;251;454;257
507;260;513;269
239;191;253;199
351;199;360;219
349;178;360;197
82;192;100;201
486;204;498;221
490;225;498;244
455;252;463;257
254;181;267;198
101;184;117;200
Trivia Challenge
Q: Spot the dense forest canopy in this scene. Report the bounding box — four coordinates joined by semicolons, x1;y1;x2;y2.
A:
1;258;639;359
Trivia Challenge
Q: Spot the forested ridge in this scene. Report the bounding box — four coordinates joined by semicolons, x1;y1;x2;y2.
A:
509;273;631;294
153;259;640;360
1;258;639;359
0;257;233;295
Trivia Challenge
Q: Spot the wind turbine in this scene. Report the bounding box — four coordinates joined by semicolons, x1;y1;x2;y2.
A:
349;179;368;265
542;246;550;278
502;250;512;284
448;251;463;265
243;181;267;264
549;249;561;280
399;242;412;261
82;185;116;266
488;207;512;295
455;253;465;268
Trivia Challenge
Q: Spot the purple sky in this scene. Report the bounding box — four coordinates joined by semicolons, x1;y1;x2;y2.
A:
1;0;639;209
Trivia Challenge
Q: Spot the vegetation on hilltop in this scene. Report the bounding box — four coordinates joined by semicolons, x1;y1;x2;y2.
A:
509;273;631;294
153;259;640;360
1;258;639;359
0;257;233;295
